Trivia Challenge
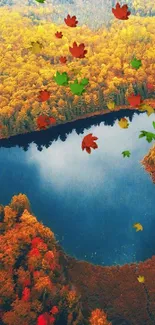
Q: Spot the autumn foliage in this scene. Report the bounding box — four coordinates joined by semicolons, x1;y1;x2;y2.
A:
0;5;154;139
141;144;155;183
0;194;85;325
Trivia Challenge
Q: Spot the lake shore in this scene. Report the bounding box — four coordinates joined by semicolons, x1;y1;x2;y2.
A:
141;144;155;184
59;98;155;128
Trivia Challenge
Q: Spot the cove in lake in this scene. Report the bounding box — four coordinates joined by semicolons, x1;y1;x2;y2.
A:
0;110;155;266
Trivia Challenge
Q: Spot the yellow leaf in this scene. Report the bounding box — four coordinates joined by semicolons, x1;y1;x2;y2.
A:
29;42;43;54
137;275;145;283
107;101;115;111
118;118;129;129
133;223;143;232
139;104;154;116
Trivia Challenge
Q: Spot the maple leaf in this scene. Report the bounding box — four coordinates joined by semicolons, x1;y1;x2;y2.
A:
127;94;142;107
118;117;129;128
80;78;89;86
64;14;78;27
38;90;50;102
130;57;142;70
133;223;143;232
55;31;63;38
137;275;145;283
139;103;154;116
112;2;131;20
122;150;131;158
29;41;43;54
59;56;67;64
81;133;98;154
69;79;86;96
53;71;69;86
37;115;56;130
69;42;87;58
107;101;115;111
139;130;155;143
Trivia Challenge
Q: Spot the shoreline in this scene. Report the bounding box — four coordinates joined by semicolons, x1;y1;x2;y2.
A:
1;98;155;141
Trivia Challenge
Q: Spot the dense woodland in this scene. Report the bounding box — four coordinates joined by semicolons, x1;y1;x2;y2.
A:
0;1;154;139
0;194;111;325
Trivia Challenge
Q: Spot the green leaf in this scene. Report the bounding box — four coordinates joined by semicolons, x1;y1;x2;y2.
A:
139;130;155;143
130;57;142;70
35;0;45;2
122;150;131;158
69;80;86;96
153;121;155;129
80;78;89;86
53;71;69;86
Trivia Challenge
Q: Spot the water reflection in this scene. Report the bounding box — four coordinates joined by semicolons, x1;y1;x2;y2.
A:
0;110;155;266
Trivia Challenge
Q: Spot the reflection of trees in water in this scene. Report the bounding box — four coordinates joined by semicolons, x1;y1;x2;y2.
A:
0;109;142;152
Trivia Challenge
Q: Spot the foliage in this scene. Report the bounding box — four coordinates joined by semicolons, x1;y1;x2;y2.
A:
0;194;85;325
0;8;154;139
89;308;111;325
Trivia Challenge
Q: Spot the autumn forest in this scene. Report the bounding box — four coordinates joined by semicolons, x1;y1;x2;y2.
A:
0;0;154;139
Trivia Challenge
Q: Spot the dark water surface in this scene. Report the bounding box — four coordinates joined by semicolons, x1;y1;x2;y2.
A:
0;110;155;266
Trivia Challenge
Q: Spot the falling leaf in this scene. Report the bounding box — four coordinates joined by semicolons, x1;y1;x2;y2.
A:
69;79;86;96
137;276;145;283
29;41;43;54
69;42;87;59
80;78;89;86
81;133;98;154
112;2;131;20
55;31;63;38
118;117;129;129
133;223;143;232
37;115;56;130
59;56;67;64
53;71;69;86
107;101;115;111
130;57;142;70
127;94;142;107
153;121;155;129
38;90;50;102
122;150;131;158
139;130;155;143
139;103;154;116
64;14;78;27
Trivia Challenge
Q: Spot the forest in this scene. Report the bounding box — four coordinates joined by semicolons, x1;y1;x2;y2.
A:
0;1;154;139
0;194;111;325
1;194;155;324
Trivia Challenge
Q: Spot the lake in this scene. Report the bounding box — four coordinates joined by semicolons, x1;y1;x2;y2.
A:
0;110;155;266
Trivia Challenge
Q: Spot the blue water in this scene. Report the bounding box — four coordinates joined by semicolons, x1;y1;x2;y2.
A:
0;110;155;266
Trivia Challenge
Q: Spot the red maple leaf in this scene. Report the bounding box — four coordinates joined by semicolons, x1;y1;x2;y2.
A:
127;94;142;107
38;90;51;102
81;133;98;154
59;56;67;64
69;42;87;58
64;14;78;27
112;2;131;20
55;31;63;38
37;115;56;130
